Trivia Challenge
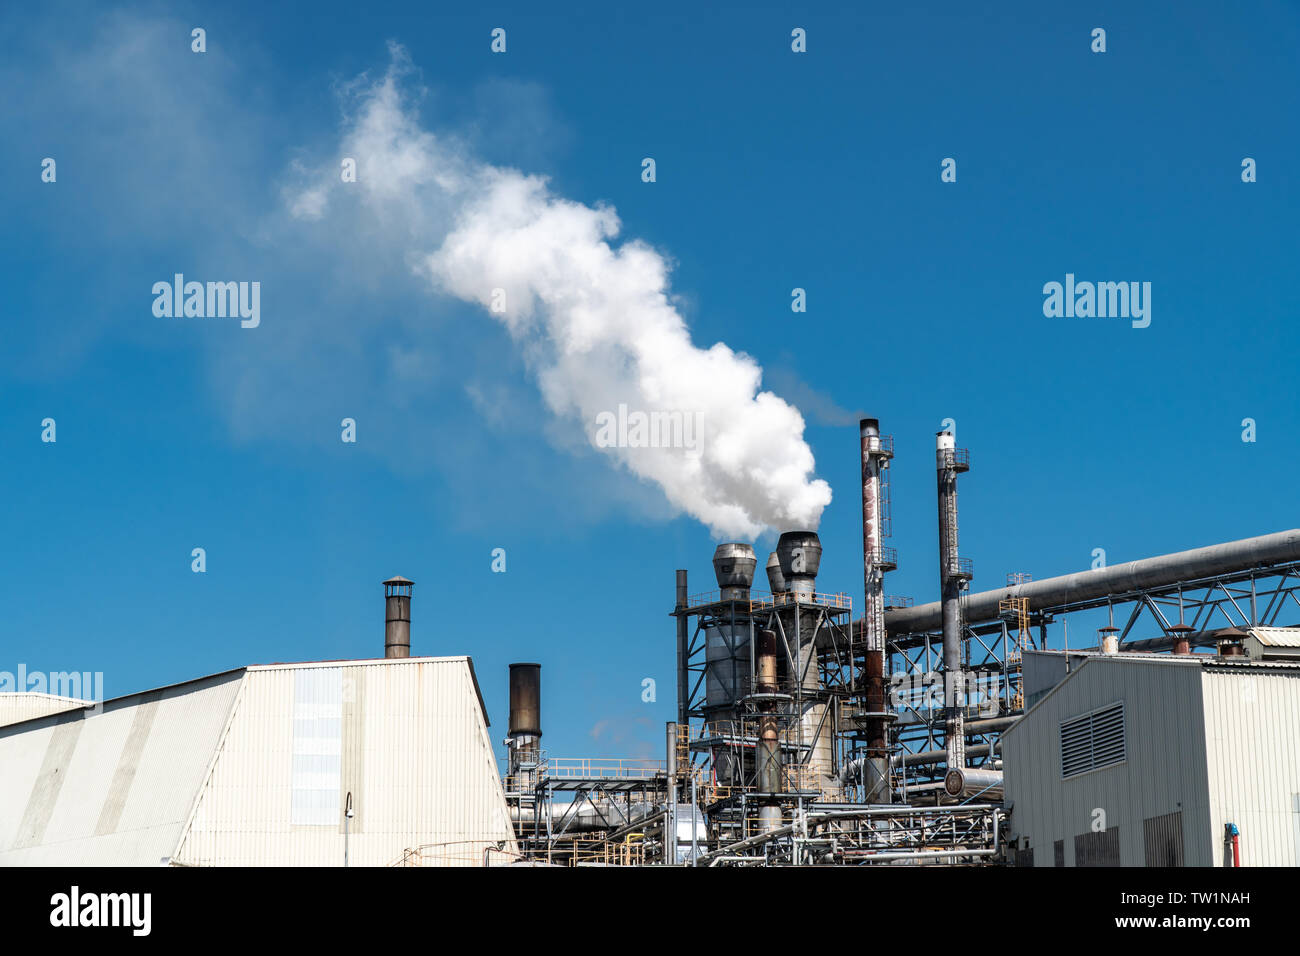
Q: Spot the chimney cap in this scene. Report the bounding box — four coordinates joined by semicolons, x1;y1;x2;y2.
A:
385;575;414;585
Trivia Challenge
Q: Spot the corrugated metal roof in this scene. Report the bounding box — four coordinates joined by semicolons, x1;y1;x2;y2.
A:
0;693;90;728
0;670;246;866
1247;626;1300;647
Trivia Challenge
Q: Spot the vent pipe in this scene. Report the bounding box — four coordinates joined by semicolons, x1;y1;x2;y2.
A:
936;432;970;772
384;576;413;658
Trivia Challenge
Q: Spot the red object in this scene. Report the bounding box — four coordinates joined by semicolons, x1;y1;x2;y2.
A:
1231;833;1241;867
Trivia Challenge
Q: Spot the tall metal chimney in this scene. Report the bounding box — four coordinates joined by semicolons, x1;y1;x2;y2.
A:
506;663;543;822
383;576;413;658
936;431;971;773
675;570;689;724
775;531;834;797
754;628;783;833
860;418;893;803
508;663;543;739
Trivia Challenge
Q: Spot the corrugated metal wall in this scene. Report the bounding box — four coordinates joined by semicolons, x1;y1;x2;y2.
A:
0;672;245;865
1002;657;1214;866
174;658;517;866
1201;667;1300;865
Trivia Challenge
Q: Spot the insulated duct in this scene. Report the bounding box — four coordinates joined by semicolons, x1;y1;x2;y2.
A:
884;530;1300;634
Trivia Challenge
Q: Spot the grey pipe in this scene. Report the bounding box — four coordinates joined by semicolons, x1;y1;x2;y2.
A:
884;529;1300;634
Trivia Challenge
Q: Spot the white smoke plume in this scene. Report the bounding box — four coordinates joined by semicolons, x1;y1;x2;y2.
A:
289;46;832;539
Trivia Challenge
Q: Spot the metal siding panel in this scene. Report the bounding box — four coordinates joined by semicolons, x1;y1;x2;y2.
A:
175;658;515;866
1003;658;1212;866
1202;669;1300;865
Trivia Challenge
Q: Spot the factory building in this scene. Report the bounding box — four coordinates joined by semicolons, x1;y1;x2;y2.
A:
0;692;90;728
0;578;518;867
1002;651;1300;866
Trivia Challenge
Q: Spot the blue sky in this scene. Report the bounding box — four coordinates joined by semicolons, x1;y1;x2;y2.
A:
1;2;1297;762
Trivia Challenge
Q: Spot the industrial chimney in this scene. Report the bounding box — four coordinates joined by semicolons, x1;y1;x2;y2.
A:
774;530;835;797
712;543;757;601
935;431;971;773
508;663;543;740
384;576;414;658
506;663;543;813
765;551;787;596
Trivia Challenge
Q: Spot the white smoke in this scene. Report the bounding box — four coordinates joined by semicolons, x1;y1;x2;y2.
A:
289;46;832;539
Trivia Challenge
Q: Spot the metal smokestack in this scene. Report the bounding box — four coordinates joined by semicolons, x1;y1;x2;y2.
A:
383;576;413;658
860;418;892;803
765;552;787;595
936;431;970;772
508;663;542;739
675;570;689;724
776;531;821;600
755;628;783;833
775;531;834;797
712;543;757;600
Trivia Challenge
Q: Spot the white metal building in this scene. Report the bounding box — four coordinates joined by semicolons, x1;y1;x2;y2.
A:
0;657;517;866
0;693;90;728
1002;652;1300;866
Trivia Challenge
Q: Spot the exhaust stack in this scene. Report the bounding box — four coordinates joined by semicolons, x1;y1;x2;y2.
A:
713;543;757;600
859;418;893;803
936;431;971;773
775;531;835;797
508;663;543;739
755;628;783;833
384;576;413;658
765;551;787;596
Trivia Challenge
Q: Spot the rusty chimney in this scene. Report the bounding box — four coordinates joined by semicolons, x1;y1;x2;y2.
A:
1168;624;1193;656
384;576;413;658
1217;627;1247;658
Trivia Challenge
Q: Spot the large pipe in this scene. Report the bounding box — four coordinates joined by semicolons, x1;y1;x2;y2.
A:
936;432;967;771
944;767;1004;801
383;576;413;658
859;418;891;802
885;530;1300;634
755;628;783;833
